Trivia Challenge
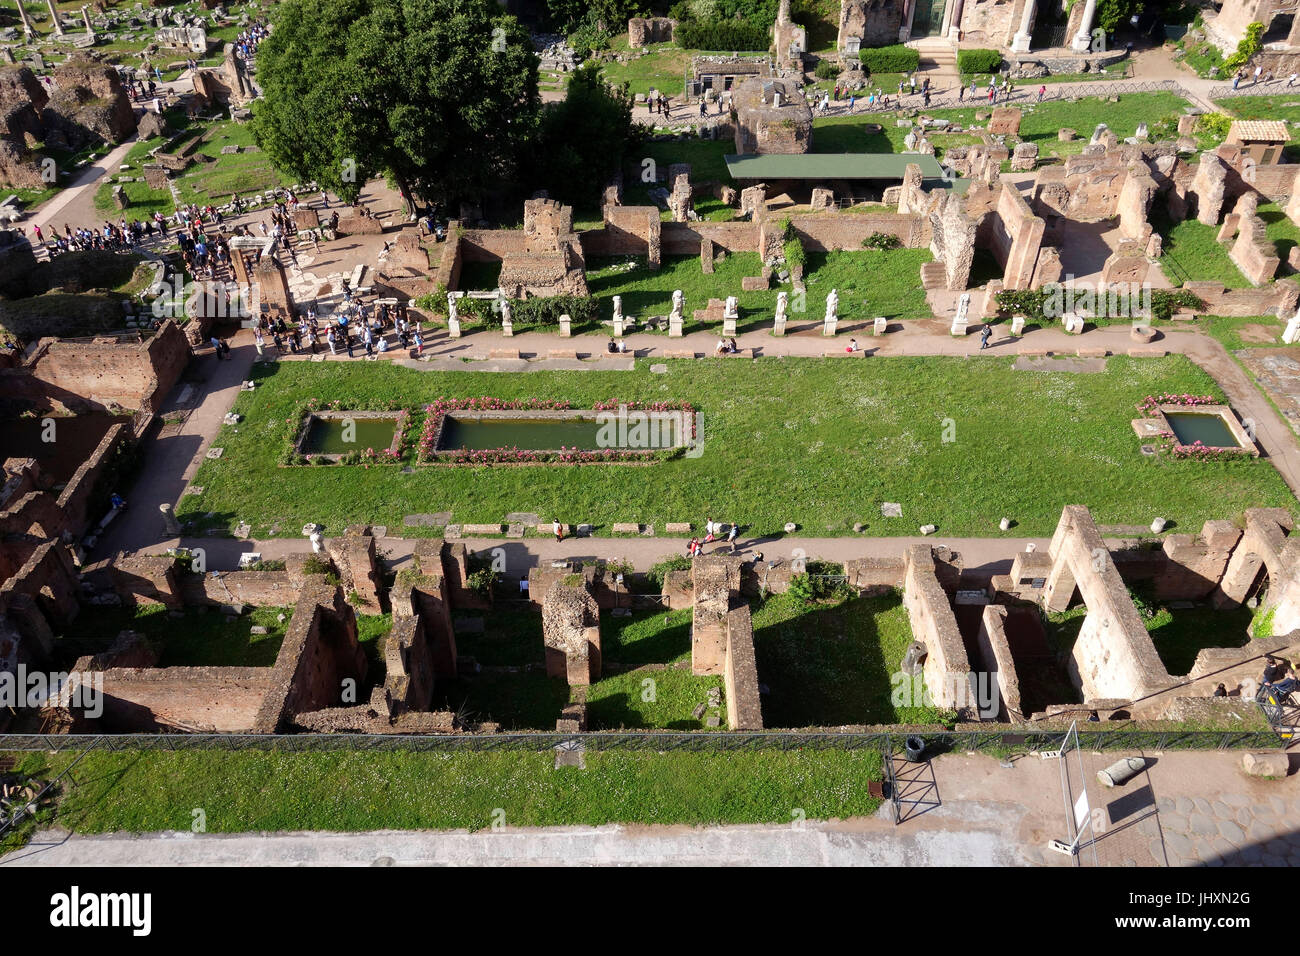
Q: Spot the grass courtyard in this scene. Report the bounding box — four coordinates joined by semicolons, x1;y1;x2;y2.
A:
9;747;883;836
176;355;1297;541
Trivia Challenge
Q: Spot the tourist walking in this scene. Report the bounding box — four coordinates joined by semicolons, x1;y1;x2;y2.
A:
553;519;564;542
704;518;716;547
979;324;992;350
1037;84;1046;103
726;522;739;554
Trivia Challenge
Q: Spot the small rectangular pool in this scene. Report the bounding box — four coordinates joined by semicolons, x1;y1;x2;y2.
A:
437;413;681;451
300;415;401;456
1165;412;1241;449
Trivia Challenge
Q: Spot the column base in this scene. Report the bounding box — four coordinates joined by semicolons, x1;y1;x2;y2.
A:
1011;32;1032;53
948;26;962;41
1071;32;1093;53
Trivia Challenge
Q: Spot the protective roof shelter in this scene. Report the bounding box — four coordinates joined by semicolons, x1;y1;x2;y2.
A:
723;152;967;192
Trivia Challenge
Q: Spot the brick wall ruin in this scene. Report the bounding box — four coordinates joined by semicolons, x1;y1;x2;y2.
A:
541;582;602;686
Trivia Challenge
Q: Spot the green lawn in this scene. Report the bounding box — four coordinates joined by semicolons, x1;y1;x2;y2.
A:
753;591;948;727
1153;209;1250;288
803;249;932;320
171;120;294;206
53;604;292;668
430;608;568;728
587;608;724;730
50;602;393;670
598;40;691;97
1259;200;1300;265
175;355;1297;542
1212;95;1300;146
585;252;770;333
11;748;883;833
582;249;930;332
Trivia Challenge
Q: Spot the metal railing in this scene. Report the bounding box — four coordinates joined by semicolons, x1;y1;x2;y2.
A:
0;726;1279;755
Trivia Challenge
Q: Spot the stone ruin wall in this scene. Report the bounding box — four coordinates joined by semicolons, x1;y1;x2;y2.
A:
11;320;191;416
251;581;367;733
902;545;974;712
542;582;602;686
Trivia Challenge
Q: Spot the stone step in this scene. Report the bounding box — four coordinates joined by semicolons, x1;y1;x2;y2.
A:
919;261;948;290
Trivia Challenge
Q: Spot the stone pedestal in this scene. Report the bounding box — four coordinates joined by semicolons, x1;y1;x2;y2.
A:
668;315;683;337
773;315;786;336
822;316;837;337
722;316;736;337
874;316;887;336
558;314;571;337
501;317;513;337
950;315;968;336
1011;315;1026;336
447;317;461;338
159;503;181;537
612;316;624;337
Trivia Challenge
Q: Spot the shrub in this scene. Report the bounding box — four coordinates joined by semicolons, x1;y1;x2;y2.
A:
814;58;839;80
857;44;920;75
647;554;692;591
467;567;496;597
957;48;1002;75
1196;112;1232;143
510;295;599;328
863;231;902;251
302;555;331;576
1222;20;1264;74
675;19;769;51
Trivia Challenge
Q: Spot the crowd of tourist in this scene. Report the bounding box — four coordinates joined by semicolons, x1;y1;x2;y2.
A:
252;295;424;360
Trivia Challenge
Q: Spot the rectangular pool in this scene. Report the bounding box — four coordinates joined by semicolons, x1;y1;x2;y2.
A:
438;415;680;451
1165;412;1241;448
301;416;401;455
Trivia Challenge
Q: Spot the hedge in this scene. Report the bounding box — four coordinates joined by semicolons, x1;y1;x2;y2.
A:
675;20;769;51
857;44;920;75
957;48;1002;75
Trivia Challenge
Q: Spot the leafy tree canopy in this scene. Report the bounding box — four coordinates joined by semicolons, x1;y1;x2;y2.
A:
251;0;540;210
531;64;642;207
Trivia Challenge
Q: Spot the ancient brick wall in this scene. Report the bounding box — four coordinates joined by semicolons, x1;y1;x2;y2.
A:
790;211;930;250
691;555;742;675
94;666;274;732
180;569;298;607
1044;506;1173;701
723;603;763;730
252;582;366;733
957;0;1022;45
25;320;190;414
975;604;1021;721
902;545;974;711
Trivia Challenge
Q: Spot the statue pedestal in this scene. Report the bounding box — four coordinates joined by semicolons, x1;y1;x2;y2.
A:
822;317;837;337
773;316;786;336
668;316;683;337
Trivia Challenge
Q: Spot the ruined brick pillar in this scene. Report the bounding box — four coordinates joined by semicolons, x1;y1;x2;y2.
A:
691;555;742;675
542;583;602;686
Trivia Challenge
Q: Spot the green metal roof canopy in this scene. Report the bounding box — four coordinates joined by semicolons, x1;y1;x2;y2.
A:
724;152;948;181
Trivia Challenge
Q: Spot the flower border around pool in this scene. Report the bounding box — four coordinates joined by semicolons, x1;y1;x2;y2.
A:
284;400;412;466
1133;393;1259;459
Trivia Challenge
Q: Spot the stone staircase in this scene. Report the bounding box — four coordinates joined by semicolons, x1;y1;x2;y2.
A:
912;37;958;78
920;260;948;291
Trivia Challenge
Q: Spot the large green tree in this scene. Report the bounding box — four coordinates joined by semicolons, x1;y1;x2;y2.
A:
251;0;540;211
531;64;641;207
